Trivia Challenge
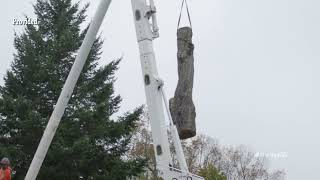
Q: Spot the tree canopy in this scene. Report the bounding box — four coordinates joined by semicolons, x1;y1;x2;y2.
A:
0;0;145;179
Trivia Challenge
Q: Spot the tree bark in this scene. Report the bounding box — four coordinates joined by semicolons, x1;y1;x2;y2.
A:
170;27;196;139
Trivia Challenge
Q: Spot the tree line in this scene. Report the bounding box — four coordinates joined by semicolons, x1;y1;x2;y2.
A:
128;114;286;180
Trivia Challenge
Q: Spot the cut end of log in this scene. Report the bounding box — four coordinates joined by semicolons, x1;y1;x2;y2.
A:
177;27;193;41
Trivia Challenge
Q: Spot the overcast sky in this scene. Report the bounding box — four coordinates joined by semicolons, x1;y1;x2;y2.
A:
1;0;320;179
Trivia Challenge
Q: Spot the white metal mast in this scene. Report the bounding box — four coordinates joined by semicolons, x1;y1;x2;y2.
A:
130;0;172;169
130;0;203;179
25;0;112;179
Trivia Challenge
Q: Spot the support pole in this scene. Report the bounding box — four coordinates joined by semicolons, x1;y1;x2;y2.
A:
25;0;112;179
160;86;189;172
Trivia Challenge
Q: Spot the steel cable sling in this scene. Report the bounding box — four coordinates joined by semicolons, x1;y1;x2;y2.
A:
177;0;193;29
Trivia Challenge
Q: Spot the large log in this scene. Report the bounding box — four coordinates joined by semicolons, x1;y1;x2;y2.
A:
170;27;196;140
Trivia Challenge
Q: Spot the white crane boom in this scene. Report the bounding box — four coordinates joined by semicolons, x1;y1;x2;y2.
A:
131;0;203;179
25;0;112;179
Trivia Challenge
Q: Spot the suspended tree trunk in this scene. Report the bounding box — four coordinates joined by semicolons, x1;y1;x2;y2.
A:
170;27;196;140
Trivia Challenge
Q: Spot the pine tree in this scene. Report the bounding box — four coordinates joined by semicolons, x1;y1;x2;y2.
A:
199;164;227;180
0;0;145;179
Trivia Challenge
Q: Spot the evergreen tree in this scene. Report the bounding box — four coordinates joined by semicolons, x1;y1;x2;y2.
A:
0;0;145;179
199;164;227;180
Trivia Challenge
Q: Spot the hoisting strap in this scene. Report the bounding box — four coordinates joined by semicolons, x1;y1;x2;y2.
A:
177;0;192;29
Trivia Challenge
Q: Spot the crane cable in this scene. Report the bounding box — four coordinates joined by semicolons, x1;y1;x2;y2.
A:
177;0;192;29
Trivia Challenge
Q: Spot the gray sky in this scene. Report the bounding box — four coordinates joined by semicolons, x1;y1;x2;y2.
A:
1;0;320;179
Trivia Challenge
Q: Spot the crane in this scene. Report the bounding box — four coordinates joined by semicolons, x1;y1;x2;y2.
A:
25;0;204;179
